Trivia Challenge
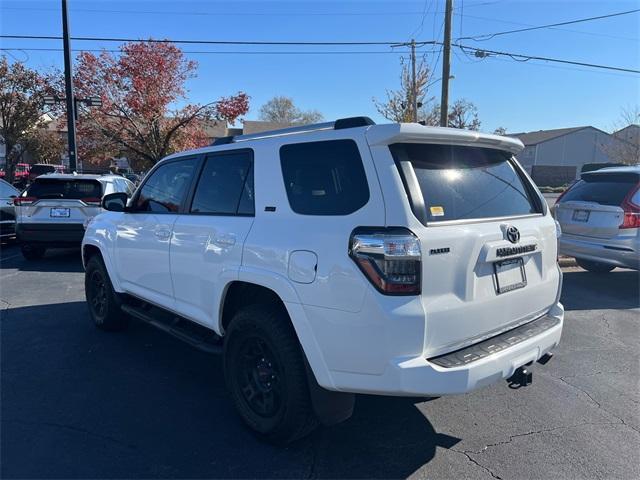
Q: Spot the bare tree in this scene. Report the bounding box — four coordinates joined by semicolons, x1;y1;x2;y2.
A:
373;58;435;123
446;99;481;131
602;106;640;165
259;96;323;125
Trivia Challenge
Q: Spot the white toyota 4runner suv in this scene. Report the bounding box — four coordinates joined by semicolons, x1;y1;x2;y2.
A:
82;118;564;443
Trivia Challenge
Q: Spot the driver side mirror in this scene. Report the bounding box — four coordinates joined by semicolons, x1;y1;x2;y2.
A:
102;192;129;212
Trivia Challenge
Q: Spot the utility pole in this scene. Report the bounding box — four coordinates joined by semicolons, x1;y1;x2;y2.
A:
61;0;78;172
440;0;453;127
410;39;418;123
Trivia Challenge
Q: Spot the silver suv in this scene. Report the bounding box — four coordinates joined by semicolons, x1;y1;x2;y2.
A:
15;173;135;260
555;165;639;272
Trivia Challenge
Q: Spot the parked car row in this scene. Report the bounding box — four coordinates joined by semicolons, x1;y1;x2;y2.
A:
3;118;635;444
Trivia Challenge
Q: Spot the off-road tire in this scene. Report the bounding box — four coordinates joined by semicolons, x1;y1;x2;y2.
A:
20;243;46;260
224;304;319;443
85;255;129;331
576;258;615;274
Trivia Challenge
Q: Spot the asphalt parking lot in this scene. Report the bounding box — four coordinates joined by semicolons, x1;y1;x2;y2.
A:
1;243;639;479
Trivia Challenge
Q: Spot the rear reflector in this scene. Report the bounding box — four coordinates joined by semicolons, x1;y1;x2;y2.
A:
82;197;102;205
349;227;421;295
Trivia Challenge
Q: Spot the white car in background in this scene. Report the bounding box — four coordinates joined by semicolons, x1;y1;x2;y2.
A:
14;173;135;260
555;165;639;272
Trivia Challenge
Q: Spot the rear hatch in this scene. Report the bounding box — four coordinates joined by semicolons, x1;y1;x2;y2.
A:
389;143;560;357
17;178;103;224
554;171;639;239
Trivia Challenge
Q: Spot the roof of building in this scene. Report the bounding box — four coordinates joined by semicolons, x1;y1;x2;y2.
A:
508;126;591;146
242;120;293;134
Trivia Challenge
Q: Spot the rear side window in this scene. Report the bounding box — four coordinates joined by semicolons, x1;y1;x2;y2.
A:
390;144;539;223
559;173;638;206
26;179;102;200
280;139;369;215
190;150;254;215
135;158;197;213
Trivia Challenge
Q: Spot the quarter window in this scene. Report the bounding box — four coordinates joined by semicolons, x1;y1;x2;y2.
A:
191;151;254;215
135;158;197;213
280;139;370;215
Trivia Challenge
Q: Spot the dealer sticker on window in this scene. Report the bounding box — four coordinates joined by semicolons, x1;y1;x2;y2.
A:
430;206;445;217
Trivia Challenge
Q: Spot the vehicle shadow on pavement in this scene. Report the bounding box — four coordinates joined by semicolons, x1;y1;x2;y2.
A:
11;248;84;273
561;269;639;311
1;301;459;479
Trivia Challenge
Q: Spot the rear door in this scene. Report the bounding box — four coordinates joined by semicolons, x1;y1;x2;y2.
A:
114;157;198;309
388;143;559;357
170;149;255;327
555;171;638;239
18;178;103;225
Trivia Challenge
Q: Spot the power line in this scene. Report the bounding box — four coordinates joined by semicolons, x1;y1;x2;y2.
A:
0;47;439;56
460;13;638;41
0;34;433;47
453;43;640;74
1;34;637;74
458;8;640;41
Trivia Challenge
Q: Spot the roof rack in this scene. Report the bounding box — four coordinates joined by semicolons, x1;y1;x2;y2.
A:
212;116;375;146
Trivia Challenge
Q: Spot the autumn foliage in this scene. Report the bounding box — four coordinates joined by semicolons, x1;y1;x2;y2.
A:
74;41;249;168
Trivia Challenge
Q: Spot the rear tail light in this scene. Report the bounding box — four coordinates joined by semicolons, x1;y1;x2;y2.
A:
13;196;36;206
620;184;640;229
82;197;102;206
349;227;421;295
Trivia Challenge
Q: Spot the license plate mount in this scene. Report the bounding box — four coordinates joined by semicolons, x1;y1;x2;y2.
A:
50;208;70;218
572;209;590;222
494;257;527;294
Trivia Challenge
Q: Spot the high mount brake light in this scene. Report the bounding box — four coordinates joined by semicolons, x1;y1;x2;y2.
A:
349;228;421;295
620;183;640;229
13;197;36;206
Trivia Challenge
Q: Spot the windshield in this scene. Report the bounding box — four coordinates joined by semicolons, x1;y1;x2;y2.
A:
390;143;540;223
26;179;103;200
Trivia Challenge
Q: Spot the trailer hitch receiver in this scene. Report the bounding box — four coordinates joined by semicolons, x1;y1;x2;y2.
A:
507;366;533;389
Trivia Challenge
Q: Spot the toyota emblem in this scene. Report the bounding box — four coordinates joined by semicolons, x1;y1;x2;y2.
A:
506;226;520;244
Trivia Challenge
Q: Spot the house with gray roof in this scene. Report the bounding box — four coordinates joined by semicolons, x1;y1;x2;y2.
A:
510;126;627;186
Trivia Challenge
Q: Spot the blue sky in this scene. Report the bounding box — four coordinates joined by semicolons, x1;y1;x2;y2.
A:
1;0;639;133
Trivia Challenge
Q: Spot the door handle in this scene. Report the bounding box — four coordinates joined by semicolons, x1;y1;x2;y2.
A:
154;228;171;241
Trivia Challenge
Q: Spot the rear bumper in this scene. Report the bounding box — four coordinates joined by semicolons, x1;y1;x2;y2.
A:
326;303;564;396
16;223;85;246
559;233;639;270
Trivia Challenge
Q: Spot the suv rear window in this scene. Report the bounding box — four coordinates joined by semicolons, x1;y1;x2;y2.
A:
280;139;369;215
390;144;539;223
26;179;103;200
559;172;638;206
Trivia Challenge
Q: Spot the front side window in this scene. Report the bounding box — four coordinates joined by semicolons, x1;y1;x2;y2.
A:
390;143;539;223
190;151;254;215
135;158;197;213
280;139;370;215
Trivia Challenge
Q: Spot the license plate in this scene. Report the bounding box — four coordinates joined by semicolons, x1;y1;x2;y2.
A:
572;209;590;222
50;208;70;218
494;257;527;294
